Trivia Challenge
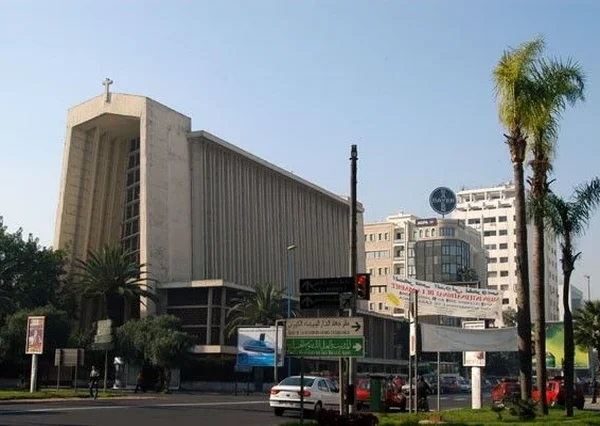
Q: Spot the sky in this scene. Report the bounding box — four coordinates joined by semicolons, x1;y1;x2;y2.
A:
1;0;599;298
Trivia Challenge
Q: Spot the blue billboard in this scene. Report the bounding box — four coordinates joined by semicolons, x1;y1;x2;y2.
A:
236;326;284;368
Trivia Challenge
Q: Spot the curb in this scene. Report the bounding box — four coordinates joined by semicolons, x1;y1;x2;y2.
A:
0;395;156;404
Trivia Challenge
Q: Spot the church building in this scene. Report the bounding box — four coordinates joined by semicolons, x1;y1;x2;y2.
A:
54;81;365;358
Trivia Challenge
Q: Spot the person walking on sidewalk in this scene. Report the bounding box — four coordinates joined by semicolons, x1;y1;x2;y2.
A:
89;366;100;399
134;371;145;393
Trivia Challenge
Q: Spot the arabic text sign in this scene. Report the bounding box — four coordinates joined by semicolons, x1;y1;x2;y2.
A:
286;317;363;338
25;316;45;355
286;337;365;357
237;327;284;368
389;277;502;320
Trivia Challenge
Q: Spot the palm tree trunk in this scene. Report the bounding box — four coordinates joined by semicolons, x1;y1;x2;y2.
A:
562;240;575;416
531;146;549;414
510;133;533;400
104;294;109;320
533;221;548;414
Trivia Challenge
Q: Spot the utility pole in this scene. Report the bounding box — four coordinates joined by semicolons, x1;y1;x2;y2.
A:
348;144;358;414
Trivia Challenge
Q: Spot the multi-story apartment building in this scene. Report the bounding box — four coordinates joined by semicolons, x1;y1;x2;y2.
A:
450;183;560;321
364;213;488;318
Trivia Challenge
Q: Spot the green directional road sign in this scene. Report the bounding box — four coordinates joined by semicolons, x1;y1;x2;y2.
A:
286;337;365;357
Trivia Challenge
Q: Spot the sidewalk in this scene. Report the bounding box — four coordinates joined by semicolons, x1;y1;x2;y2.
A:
585;397;600;410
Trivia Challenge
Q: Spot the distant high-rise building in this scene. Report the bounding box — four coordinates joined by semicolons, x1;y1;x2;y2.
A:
559;284;584;320
364;213;487;321
450;183;560;321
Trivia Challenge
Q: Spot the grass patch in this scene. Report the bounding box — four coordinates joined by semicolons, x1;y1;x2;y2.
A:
0;389;123;401
377;406;600;425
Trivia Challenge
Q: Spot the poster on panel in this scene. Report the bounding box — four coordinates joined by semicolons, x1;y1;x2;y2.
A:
25;316;45;355
236;326;284;368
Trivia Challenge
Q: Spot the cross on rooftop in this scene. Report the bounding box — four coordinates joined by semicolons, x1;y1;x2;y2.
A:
103;78;113;102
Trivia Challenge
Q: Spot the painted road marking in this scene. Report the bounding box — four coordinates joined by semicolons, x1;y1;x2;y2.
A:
1;400;268;414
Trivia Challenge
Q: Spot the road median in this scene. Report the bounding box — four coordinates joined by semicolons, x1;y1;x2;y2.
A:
0;389;154;403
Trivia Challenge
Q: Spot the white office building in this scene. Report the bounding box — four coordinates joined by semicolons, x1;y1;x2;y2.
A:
450;183;560;321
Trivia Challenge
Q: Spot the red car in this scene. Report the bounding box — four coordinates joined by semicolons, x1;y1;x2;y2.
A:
356;375;406;411
491;378;521;404
532;377;585;410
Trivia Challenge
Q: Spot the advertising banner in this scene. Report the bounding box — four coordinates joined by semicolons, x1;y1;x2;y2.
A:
237;326;284;368
532;322;590;370
389;277;502;320
25;316;45;355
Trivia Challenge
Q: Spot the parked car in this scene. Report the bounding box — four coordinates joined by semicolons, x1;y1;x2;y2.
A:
356;375;406;411
269;376;339;416
532;377;585;410
401;378;437;395
491;378;520;404
440;377;462;394
457;378;471;393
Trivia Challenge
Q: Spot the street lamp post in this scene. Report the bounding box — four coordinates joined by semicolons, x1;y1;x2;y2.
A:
585;275;591;302
274;319;286;384
286;244;297;378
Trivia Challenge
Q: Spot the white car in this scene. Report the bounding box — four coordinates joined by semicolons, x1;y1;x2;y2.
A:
269;376;339;416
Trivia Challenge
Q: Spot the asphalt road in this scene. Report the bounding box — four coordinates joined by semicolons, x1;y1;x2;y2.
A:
0;392;478;426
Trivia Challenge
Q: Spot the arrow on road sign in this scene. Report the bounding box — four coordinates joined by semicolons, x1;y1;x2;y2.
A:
300;294;340;310
353;343;362;352
351;321;361;332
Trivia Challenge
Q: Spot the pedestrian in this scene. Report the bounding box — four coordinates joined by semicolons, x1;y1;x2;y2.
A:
89;366;100;399
135;371;144;393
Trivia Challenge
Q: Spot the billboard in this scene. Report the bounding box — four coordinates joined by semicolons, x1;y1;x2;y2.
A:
389;277;502;320
532;322;589;370
236;326;284;368
25;316;45;355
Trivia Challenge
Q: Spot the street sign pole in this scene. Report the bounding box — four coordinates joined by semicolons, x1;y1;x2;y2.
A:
348;144;358;414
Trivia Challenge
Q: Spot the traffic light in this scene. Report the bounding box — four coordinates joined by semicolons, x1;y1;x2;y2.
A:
356;273;371;300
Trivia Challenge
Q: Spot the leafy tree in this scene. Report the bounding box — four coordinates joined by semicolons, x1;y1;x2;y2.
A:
226;282;289;338
503;308;517;328
0;305;70;368
526;52;586;415
73;245;159;325
0;218;70;320
116;315;195;390
545;178;600;415
493;37;545;400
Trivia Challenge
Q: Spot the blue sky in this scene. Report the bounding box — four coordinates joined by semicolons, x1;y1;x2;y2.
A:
1;0;599;297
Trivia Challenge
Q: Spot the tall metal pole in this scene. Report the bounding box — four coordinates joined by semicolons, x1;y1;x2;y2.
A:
286;245;297;378
274;322;279;384
585;275;591;302
414;292;419;413
348;145;358;414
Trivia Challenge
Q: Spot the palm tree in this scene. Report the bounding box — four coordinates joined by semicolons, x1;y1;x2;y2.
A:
226;282;290;338
527;57;586;414
493;36;545;400
73;245;159;324
545;178;600;416
574;300;600;403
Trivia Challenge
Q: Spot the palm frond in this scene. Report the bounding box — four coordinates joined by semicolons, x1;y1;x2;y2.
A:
493;36;546;130
573;300;600;352
525;56;585;169
73;244;160;319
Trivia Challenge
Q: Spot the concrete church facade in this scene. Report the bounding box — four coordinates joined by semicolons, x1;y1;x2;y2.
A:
54;87;365;356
